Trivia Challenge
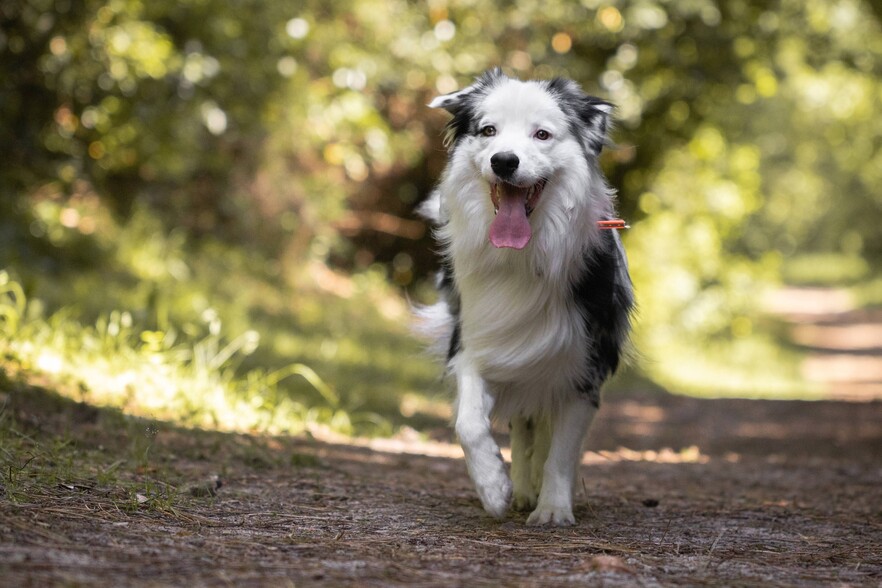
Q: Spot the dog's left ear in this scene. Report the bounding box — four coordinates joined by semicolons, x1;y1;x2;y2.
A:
578;96;614;155
547;77;614;155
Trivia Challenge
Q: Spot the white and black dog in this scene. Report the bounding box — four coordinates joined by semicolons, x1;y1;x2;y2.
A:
419;69;634;526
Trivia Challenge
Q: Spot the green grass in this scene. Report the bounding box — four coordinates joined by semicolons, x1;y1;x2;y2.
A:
0;206;445;438
0;379;136;507
0;374;267;515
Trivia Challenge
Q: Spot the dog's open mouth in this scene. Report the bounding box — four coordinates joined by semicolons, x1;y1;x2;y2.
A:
489;179;546;250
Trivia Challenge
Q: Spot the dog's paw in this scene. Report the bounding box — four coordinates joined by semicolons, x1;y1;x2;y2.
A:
526;505;575;527
476;473;512;519
512;491;538;512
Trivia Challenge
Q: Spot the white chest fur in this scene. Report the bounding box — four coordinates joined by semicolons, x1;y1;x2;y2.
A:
449;241;594;420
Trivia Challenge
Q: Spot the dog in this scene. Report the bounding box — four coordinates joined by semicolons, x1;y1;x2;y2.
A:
418;69;634;526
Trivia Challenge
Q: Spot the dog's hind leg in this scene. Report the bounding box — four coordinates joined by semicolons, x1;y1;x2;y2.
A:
512;415;552;512
530;416;551;500
526;397;596;526
510;416;537;511
454;355;512;519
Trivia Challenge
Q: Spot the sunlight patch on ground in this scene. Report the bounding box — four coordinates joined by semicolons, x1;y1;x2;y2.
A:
790;323;882;351
583;445;709;465
762;287;856;318
306;427;713;467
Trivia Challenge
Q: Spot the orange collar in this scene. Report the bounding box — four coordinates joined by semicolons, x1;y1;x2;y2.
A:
597;219;629;230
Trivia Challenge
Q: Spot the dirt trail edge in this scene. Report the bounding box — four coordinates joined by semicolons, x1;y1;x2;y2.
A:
1;383;881;587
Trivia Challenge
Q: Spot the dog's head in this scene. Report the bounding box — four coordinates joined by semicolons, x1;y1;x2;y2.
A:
430;69;612;250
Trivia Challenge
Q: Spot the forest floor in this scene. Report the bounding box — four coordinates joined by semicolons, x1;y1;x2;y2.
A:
2;288;881;587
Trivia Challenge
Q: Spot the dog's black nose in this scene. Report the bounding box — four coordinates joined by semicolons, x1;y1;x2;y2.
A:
490;152;519;178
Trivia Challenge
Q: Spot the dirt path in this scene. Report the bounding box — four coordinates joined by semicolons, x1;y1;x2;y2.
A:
765;286;882;400
2;380;881;587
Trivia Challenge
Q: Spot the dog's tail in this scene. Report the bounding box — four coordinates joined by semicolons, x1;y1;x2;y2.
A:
412;189;458;363
411;297;456;361
415;189;443;225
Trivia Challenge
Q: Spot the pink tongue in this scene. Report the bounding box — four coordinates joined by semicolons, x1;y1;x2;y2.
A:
489;187;531;249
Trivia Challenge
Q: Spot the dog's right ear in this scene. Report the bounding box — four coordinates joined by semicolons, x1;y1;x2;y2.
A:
428;68;507;113
428;86;478;114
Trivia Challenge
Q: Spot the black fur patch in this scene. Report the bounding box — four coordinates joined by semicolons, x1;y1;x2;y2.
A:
572;230;635;406
438;259;462;361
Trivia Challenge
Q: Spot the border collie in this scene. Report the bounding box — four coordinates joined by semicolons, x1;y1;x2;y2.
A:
419;69;634;526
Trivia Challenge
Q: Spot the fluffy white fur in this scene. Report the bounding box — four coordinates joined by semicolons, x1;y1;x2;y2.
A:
420;72;629;526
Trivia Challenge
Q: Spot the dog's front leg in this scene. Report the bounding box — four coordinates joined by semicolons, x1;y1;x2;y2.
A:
454;355;511;518
526;397;596;526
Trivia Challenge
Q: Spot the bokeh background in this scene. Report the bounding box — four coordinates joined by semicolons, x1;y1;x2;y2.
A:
2;0;881;436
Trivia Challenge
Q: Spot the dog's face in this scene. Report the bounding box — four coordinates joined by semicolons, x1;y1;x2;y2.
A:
431;69;612;249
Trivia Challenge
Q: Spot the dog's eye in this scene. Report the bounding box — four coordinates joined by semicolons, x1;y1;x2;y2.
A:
534;129;552;141
480;125;496;137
